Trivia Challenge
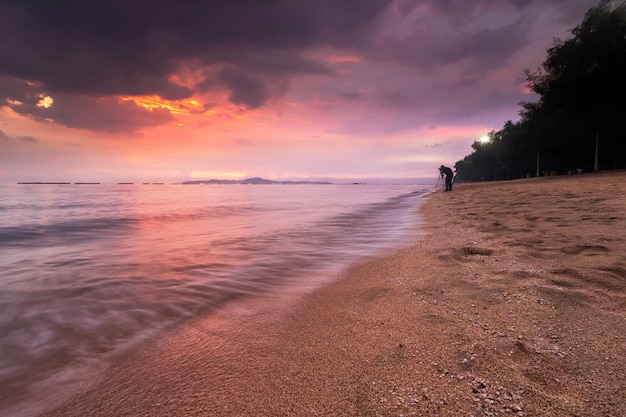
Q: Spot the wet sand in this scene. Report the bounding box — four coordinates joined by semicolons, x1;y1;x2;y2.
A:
43;171;626;416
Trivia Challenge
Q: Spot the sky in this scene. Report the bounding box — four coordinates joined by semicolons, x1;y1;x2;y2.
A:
0;0;601;184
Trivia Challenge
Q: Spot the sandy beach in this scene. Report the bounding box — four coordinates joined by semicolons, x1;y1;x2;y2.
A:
42;171;626;417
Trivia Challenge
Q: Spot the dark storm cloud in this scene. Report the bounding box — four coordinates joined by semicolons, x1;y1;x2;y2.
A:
0;0;600;133
0;75;174;132
0;0;390;131
33;93;175;133
421;0;588;24
375;18;529;73
376;0;600;72
219;69;272;109
373;0;549;73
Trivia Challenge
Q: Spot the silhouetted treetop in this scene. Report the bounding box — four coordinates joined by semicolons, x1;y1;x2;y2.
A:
455;0;626;182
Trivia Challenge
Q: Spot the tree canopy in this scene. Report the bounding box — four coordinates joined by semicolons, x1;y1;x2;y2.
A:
454;0;626;182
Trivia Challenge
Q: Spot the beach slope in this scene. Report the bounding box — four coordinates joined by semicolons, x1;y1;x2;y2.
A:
44;171;626;416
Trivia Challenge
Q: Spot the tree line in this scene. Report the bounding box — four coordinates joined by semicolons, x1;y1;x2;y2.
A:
454;0;626;182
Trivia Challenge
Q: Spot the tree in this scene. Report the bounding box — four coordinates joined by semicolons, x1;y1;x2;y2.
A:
455;0;626;181
525;0;626;171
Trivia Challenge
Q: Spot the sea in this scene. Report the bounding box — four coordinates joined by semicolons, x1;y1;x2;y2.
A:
0;182;431;416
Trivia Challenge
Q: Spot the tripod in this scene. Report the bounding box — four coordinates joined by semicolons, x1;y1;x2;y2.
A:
434;174;441;192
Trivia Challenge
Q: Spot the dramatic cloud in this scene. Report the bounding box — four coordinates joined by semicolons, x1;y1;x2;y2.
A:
0;0;602;182
1;1;597;128
0;0;391;131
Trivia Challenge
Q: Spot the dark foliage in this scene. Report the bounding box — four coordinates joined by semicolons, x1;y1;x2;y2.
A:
455;0;626;182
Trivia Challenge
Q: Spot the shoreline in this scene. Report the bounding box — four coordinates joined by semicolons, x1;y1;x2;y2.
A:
42;172;626;416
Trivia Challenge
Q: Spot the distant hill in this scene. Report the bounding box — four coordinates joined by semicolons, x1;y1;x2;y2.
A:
181;177;333;185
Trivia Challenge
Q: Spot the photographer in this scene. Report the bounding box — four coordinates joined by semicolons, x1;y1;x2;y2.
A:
439;165;454;192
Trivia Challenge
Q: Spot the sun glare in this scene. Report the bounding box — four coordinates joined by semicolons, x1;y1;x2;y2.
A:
36;95;54;108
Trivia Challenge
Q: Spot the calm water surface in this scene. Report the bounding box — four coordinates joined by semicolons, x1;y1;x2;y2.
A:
0;183;429;415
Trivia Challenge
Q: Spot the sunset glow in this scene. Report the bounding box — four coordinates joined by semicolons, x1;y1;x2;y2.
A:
0;1;598;184
120;95;205;116
325;54;362;64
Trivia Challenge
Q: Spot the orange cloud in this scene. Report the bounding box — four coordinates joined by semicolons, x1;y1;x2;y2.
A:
325;54;361;64
119;95;205;115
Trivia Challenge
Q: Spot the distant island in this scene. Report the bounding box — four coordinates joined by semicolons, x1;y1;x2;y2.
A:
15;178;331;185
181;177;332;185
17;182;72;185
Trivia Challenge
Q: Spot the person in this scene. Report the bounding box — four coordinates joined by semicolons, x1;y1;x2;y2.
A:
439;165;454;192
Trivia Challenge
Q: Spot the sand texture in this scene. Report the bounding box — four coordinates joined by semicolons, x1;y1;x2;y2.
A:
42;171;626;416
